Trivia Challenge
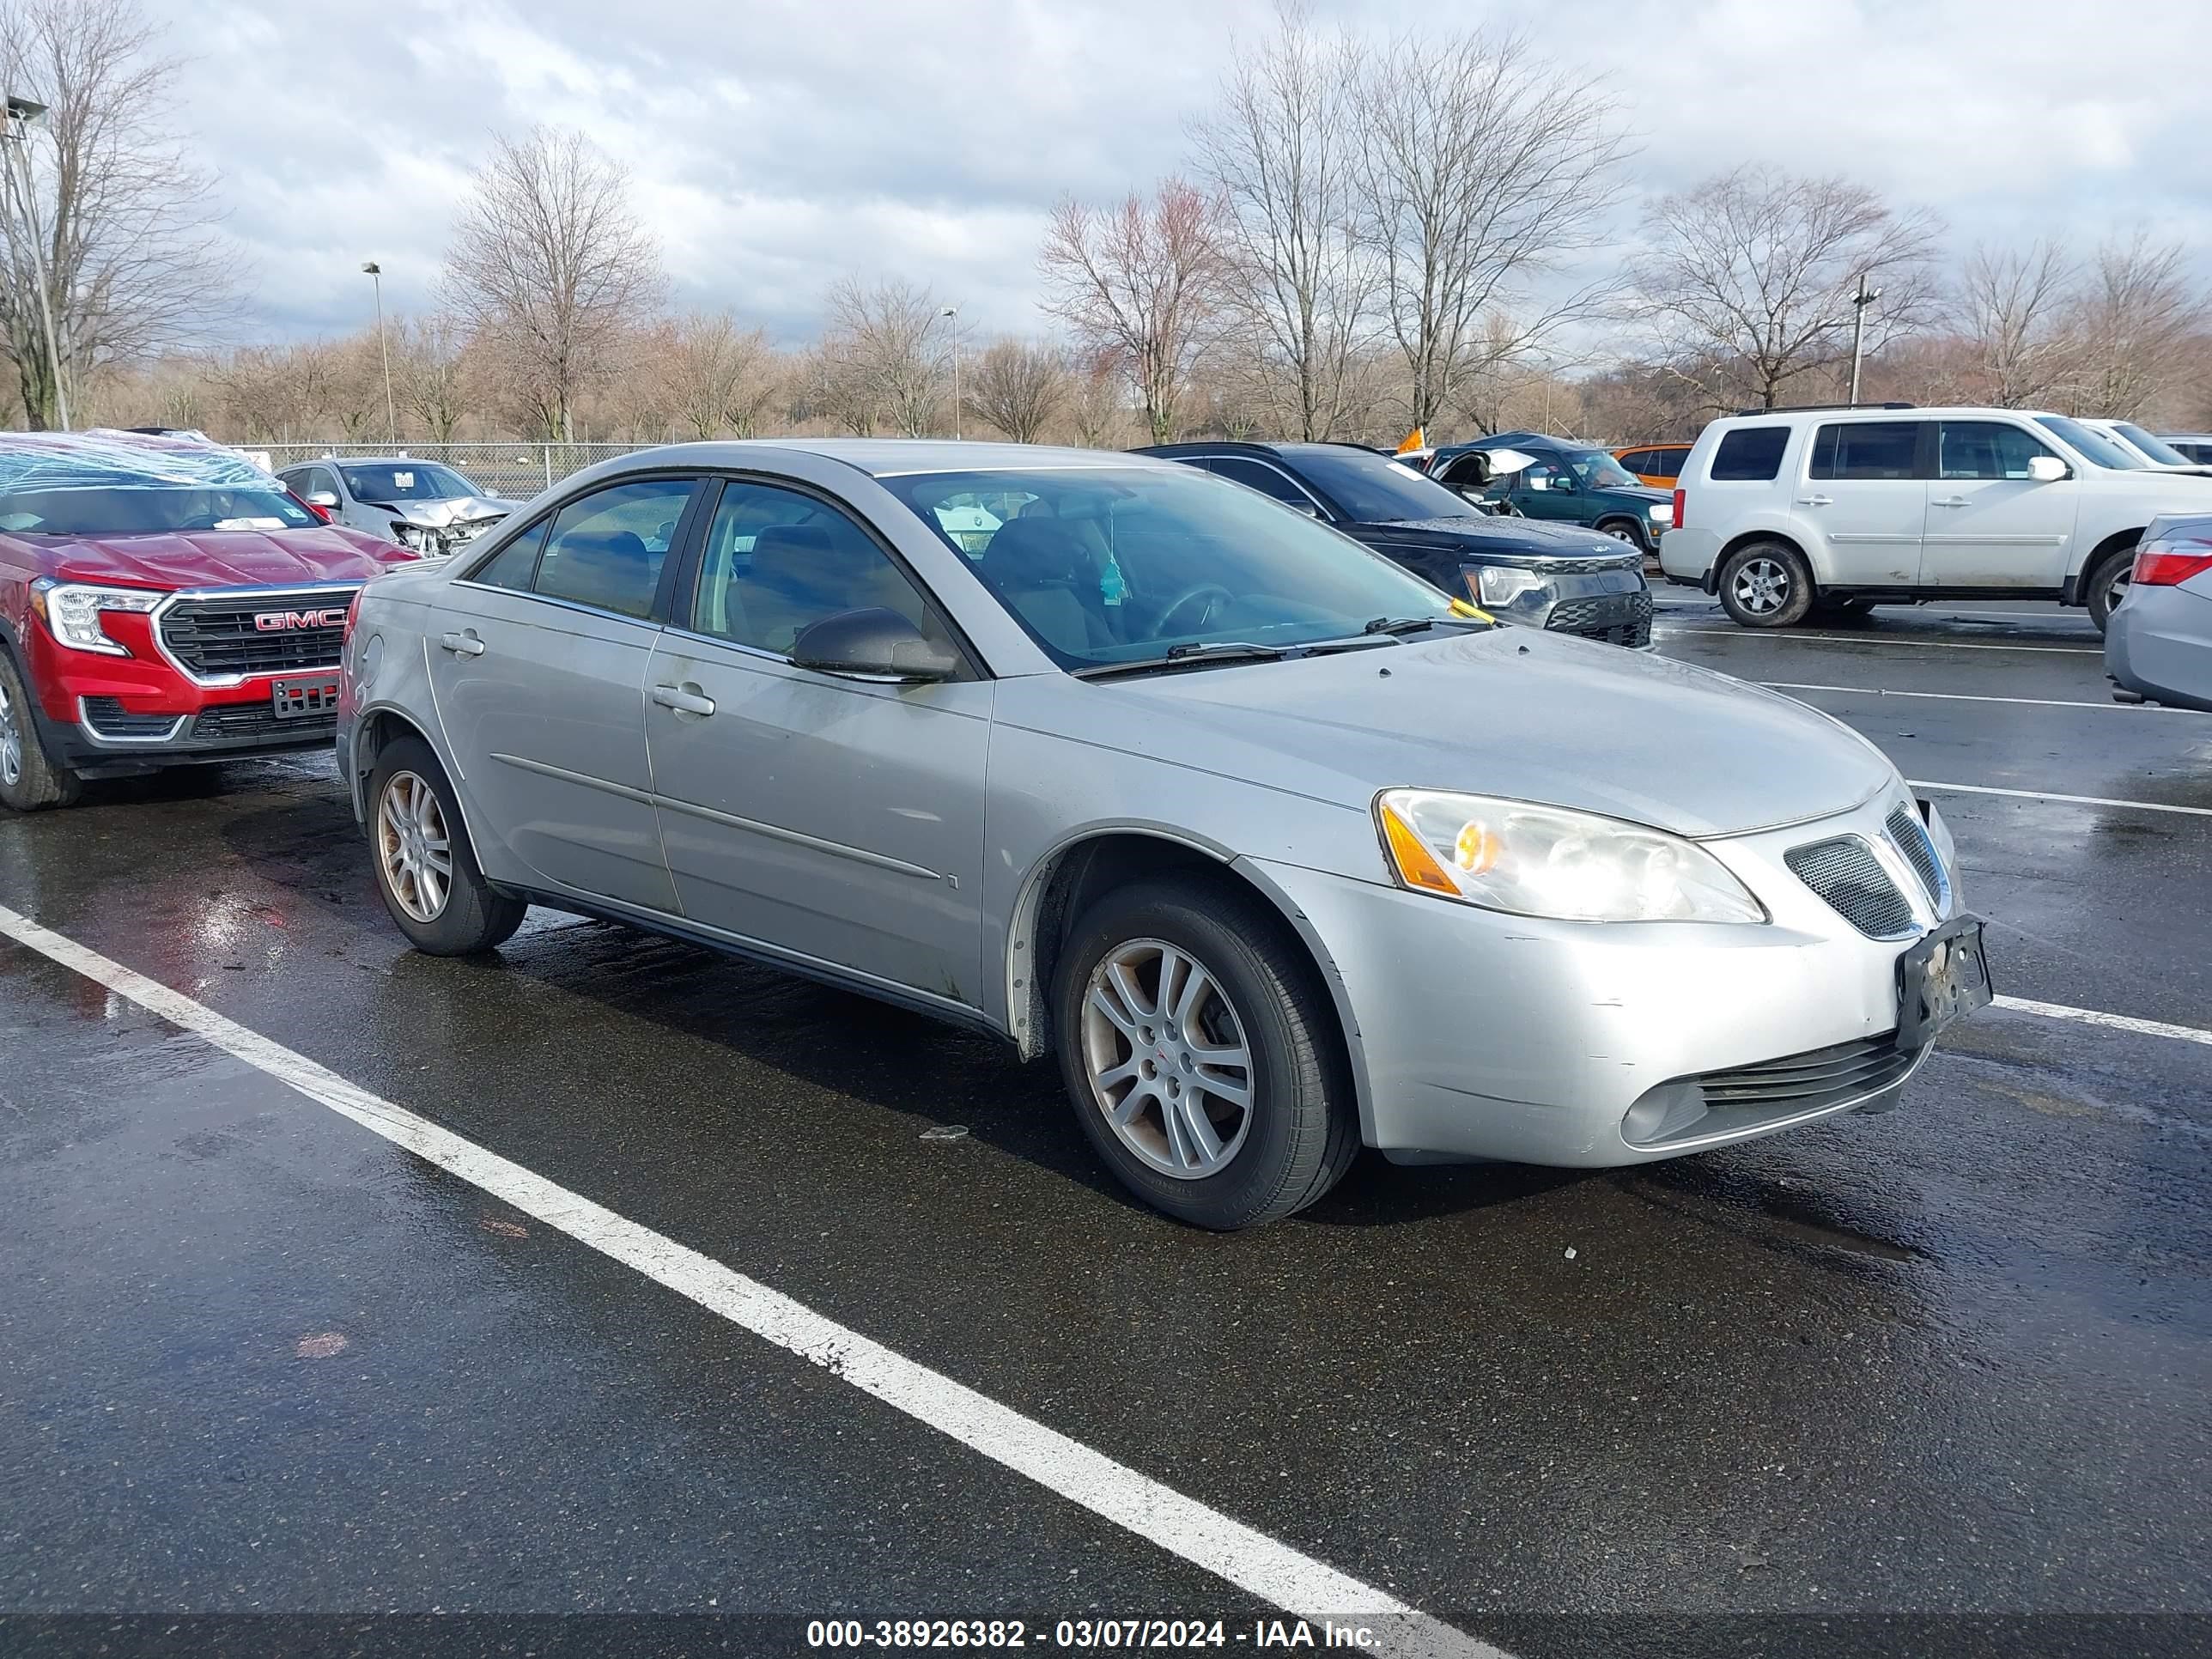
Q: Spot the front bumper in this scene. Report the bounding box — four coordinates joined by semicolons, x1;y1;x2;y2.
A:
2106;585;2212;713
1249;792;1974;1165
1476;559;1654;647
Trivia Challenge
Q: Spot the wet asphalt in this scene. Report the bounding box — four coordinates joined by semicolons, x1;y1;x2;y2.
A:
1;595;2208;1657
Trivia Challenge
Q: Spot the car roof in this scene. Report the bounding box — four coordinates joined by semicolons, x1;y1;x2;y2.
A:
626;438;1182;477
1711;405;2070;423
0;428;272;492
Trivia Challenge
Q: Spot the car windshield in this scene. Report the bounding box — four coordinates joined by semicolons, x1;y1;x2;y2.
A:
880;465;1473;670
340;462;480;501
2112;422;2197;466
0;486;319;536
1559;448;1642;489
2036;416;2146;470
1283;447;1479;523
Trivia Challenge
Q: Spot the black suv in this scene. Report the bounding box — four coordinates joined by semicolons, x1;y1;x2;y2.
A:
1139;441;1653;647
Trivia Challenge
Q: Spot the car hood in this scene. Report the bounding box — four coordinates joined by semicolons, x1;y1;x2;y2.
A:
1607;483;1673;505
38;526;416;588
1356;516;1629;560
1075;627;1895;839
369;495;521;526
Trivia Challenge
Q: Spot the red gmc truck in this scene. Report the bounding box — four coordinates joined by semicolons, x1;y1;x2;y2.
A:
0;430;417;811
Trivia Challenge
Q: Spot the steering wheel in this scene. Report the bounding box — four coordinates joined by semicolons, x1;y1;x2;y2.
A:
1155;582;1237;638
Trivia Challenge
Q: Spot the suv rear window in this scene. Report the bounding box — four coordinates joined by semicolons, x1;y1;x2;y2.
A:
1709;427;1789;482
1809;421;1923;481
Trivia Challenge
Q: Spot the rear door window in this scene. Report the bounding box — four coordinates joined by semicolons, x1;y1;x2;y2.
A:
1809;421;1925;481
1206;456;1317;509
530;477;698;620
1710;428;1790;481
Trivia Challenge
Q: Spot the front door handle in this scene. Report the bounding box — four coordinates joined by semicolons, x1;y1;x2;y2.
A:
440;630;485;657
1931;495;1970;507
651;684;716;717
1796;495;1833;507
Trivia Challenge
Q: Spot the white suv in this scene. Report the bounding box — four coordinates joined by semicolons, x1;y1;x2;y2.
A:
1660;405;2212;631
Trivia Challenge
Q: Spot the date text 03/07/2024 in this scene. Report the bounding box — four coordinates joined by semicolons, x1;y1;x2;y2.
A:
804;1617;1385;1649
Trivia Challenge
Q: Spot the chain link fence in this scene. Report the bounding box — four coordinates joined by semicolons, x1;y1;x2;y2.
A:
244;441;661;500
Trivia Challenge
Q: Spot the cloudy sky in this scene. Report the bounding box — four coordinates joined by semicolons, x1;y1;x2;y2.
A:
181;0;2212;347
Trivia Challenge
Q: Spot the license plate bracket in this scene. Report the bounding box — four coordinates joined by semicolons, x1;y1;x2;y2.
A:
270;675;341;720
1896;915;1993;1049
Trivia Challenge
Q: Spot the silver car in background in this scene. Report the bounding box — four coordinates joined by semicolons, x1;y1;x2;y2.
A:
337;441;1990;1230
2107;514;2212;714
278;456;522;557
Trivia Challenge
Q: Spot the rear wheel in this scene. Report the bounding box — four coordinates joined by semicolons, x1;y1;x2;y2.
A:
367;735;526;955
1053;878;1357;1230
2084;545;2136;632
0;650;82;812
1717;540;1815;629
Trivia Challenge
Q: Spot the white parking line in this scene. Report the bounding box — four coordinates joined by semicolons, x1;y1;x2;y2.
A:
1768;682;2201;714
1908;779;2212;818
1990;995;2212;1048
0;902;1493;1659
1656;626;2100;655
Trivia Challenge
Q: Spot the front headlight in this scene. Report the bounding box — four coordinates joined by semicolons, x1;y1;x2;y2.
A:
390;522;431;552
1375;788;1766;923
29;578;165;656
1647;502;1674;525
1474;566;1552;606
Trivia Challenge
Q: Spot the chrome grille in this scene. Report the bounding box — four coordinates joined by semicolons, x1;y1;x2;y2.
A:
158;589;356;680
1785;836;1916;939
1697;1033;1914;1111
1886;804;1949;910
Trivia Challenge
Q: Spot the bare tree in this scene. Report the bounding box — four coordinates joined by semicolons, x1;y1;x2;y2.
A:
965;337;1066;442
663;310;780;439
392;313;472;441
441;126;664;441
0;0;231;428
1039;179;1224;443
1062;347;1129;448
1352;27;1627;432
822;276;956;437
1952;239;2078;409
1626;166;1941;410
2068;231;2209;419
1191;3;1371;441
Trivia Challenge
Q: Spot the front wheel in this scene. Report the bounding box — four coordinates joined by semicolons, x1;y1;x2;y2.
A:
2084;546;2136;632
1596;519;1649;553
367;735;526;955
1717;540;1815;629
1053;879;1356;1230
0;651;82;812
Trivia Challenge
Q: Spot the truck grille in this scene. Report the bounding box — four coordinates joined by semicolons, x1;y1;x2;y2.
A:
1696;1033;1915;1112
158;589;356;681
190;703;335;741
1784;836;1916;939
1885;803;1949;910
1546;590;1653;647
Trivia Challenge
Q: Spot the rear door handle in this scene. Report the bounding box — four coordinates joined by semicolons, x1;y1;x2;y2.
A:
1931;495;1970;507
440;630;485;657
651;684;716;717
1796;495;1833;507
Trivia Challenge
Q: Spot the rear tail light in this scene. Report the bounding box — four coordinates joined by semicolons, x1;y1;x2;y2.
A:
2132;535;2212;588
1672;486;1686;530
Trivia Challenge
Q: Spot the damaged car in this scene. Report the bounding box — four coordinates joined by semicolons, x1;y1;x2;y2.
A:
278;457;522;559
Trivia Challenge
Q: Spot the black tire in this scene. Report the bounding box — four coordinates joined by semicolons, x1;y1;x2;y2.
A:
1717;539;1815;629
365;734;526;955
1052;878;1357;1231
2084;544;2137;633
1595;517;1650;554
0;648;83;812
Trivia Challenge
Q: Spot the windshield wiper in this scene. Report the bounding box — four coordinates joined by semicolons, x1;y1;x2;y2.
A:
1073;641;1291;680
1363;616;1449;635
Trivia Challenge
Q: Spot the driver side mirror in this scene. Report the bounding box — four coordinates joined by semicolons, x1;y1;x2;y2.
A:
2027;455;2069;483
790;607;960;683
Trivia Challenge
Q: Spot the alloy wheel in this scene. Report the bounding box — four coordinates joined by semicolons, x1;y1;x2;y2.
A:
1079;938;1255;1180
1603;525;1638;544
1731;556;1790;615
0;678;21;788
377;770;454;923
2106;562;2132;614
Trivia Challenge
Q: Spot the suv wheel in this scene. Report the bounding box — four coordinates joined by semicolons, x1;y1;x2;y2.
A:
1053;878;1357;1230
2084;545;2136;632
1718;540;1814;629
367;735;526;955
1596;518;1646;551
0;650;83;811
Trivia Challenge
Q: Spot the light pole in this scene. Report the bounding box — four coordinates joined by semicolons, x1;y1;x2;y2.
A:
939;305;960;440
1846;272;1881;407
3;95;70;431
362;261;396;443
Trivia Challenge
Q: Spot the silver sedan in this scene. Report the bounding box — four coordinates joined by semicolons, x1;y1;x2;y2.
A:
336;441;1990;1229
